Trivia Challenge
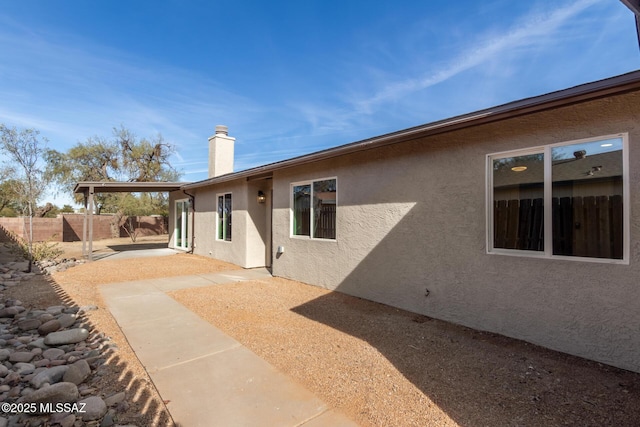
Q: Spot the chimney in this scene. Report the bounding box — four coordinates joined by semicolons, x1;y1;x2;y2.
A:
208;125;235;178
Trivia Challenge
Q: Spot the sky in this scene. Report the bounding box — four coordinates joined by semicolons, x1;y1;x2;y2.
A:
0;0;638;206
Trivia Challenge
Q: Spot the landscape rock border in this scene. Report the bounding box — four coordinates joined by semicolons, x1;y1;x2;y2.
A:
0;261;140;426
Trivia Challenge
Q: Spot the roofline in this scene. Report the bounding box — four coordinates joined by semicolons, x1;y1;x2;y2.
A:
73;181;188;194
181;70;640;190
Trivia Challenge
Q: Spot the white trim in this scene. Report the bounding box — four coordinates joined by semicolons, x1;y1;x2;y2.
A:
290;176;338;241
174;198;190;251
486;133;629;264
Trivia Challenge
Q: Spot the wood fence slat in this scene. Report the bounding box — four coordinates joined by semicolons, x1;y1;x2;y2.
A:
583;196;597;258
495;194;622;258
506;199;520;249
572;197;585;257
597;196;611;259
611;195;624;259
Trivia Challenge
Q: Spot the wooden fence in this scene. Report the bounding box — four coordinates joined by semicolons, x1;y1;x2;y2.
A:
295;205;336;239
494;195;623;259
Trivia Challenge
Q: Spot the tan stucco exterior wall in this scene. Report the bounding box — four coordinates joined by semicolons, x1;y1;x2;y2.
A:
270;91;640;373
170;180;272;268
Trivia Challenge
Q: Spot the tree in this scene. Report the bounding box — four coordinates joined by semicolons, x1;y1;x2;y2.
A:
45;126;181;239
0;125;49;270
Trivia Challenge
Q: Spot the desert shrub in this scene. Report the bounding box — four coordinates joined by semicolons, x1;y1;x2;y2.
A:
7;231;63;261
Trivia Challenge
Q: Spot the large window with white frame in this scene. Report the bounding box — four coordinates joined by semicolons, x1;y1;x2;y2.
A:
217;193;232;242
291;178;337;240
487;134;628;262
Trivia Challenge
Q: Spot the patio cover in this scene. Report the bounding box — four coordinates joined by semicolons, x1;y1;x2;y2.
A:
73;181;187;260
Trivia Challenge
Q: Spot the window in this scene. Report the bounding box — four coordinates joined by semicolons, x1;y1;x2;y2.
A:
217;193;232;241
488;134;628;262
291;178;337;239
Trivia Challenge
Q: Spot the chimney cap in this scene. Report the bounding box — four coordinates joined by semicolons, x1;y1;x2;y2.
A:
215;125;228;136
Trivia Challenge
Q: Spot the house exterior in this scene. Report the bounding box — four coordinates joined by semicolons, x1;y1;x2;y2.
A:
168;71;640;373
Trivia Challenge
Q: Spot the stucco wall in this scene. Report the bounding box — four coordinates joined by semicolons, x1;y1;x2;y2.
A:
270;90;640;373
175;179;271;268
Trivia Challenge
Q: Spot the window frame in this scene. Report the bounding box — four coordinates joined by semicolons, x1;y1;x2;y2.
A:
216;192;232;242
486;133;629;264
290;177;338;241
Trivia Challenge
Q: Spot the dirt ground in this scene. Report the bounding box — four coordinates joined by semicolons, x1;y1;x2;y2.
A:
15;237;640;426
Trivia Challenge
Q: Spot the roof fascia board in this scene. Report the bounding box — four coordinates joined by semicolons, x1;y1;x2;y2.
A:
182;70;640;190
73;181;187;194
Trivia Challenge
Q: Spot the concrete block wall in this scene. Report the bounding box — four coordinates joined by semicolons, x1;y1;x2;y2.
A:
0;215;168;242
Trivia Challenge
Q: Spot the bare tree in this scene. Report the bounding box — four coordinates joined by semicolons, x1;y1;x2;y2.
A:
0;125;49;271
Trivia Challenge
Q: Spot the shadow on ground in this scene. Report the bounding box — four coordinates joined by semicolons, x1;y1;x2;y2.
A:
0;243;175;426
106;242;169;252
292;292;640;426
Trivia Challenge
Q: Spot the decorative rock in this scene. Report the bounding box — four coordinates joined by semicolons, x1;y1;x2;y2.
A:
103;391;125;407
17;318;41;331
22;382;79;404
57;314;77;329
43;328;89;346
42;348;65;360
9;351;35;363
63;359;90;385
33;359;50;368
0;366;7;377
79;395;107;421
50;412;75;427
30;366;69;388
0;350;9;362
37;319;61;335
26;338;48;350
45;306;65;316
100;410;115;427
13;363;35;375
0;308;19;318
38;313;54;323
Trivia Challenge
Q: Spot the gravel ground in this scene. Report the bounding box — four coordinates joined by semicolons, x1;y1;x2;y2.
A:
19;237;640;426
170;278;640;427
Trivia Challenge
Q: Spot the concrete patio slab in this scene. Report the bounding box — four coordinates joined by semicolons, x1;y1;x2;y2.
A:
150;345;329;427
100;268;358;427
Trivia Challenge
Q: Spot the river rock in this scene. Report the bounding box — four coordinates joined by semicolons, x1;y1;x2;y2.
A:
0;308;19;318
43;328;89;346
22;382;79;404
13;363;35;375
57;314;77;329
38;319;61;335
103;391;126;407
42;348;65;360
17;318;41;331
9;351;35;363
30;365;69;388
79;395;107;421
63;359;90;385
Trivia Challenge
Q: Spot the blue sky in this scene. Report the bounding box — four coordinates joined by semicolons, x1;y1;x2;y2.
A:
0;0;638;205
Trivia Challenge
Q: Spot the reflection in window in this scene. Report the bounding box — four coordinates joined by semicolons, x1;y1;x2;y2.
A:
551;139;623;259
493;153;544;251
292;184;311;236
292;179;337;239
313;179;337;239
488;135;626;261
217;193;232;241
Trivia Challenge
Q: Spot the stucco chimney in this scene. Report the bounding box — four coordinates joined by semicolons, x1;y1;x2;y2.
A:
208;125;235;178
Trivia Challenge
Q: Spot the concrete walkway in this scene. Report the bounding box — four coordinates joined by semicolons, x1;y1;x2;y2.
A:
100;268;358;427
